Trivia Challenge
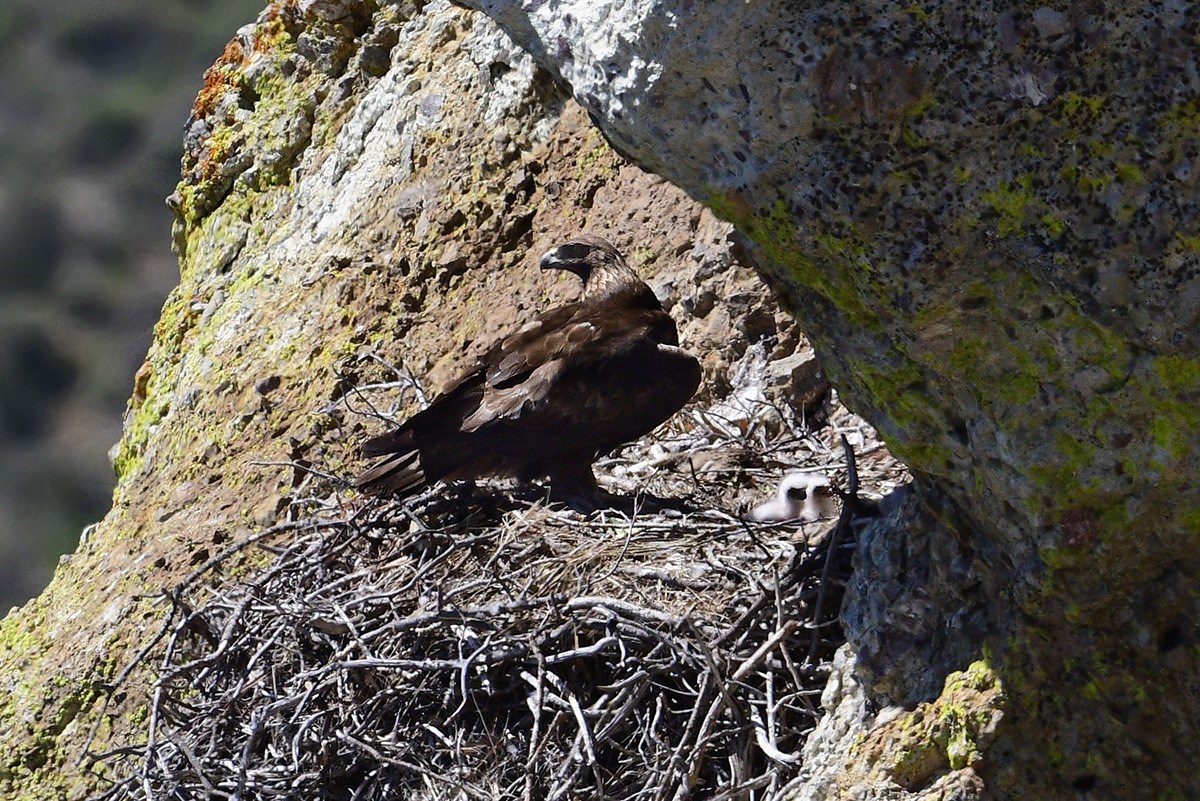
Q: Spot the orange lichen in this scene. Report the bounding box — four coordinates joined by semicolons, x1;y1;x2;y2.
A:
192;39;250;121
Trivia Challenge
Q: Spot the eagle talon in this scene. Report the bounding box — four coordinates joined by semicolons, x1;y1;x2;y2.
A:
546;487;628;515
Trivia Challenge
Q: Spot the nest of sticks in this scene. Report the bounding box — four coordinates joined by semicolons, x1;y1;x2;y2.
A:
90;353;904;800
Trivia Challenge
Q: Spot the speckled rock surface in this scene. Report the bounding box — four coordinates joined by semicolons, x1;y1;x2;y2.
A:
0;1;1196;798
0;3;826;798
793;646;997;801
460;0;1200;798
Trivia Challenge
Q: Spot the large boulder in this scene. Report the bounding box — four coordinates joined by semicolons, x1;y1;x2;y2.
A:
459;0;1200;798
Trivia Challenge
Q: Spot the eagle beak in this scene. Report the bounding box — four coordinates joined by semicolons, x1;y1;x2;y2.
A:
539;248;564;271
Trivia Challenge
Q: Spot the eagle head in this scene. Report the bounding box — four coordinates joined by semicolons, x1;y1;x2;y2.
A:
539;236;640;300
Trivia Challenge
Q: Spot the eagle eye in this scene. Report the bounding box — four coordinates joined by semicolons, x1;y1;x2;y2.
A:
558;242;591;261
786;486;808;500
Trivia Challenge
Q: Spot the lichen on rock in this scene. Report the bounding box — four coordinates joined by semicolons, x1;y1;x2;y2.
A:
0;2;870;798
458;0;1200;797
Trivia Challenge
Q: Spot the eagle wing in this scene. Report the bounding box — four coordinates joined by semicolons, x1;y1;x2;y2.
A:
483;303;595;388
358;302;655;461
358;306;588;451
461;301;676;433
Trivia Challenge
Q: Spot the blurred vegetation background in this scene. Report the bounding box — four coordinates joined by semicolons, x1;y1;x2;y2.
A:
0;0;265;610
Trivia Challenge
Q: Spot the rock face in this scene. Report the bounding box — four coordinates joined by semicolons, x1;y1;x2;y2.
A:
0;0;1195;799
458;0;1200;798
0;3;815;797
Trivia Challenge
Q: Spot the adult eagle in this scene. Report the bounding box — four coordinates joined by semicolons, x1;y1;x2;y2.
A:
354;236;701;507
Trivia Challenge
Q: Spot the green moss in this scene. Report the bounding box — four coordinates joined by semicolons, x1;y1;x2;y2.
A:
906;90;938;119
845;354;959;473
1175;234;1200;253
1154;354;1200;392
1055;431;1096;472
1114;163;1143;184
573;128;618;180
905;3;930;22
175;37;320;234
1056;91;1106;122
951;213;981;234
901;126;928;149
0;604;45;657
706;192;878;326
203;124;238;175
945;334;987;375
953;165;971;184
1040;214;1067;239
887;661;1002;784
117;162;300;482
255;17;296;55
944;708;979;770
1030;349;1198;569
814;230;871;267
889;729;946;786
981;175;1034;237
1077;172;1111;194
632;246;657;267
0;620;119;795
996;371;1040;406
1140;355;1200;465
112;377;170;481
1164;99;1200;129
951;660;1001;693
1149;416;1186;461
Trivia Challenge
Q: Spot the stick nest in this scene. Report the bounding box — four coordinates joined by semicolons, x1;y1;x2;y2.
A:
91;353;905;800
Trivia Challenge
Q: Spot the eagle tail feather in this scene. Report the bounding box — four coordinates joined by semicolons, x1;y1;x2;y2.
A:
353;450;426;496
354;429;428;497
360;426;416;457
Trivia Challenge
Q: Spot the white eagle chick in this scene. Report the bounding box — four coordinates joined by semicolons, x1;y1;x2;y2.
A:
748;472;839;523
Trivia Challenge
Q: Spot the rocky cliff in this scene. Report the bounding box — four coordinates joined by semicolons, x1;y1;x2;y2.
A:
0;0;265;609
1;0;1197;799
458;0;1200;797
0;2;852;797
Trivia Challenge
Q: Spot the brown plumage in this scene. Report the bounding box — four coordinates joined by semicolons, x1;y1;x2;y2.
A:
354;236;701;504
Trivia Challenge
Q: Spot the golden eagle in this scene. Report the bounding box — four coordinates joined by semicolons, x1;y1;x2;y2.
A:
354;236;701;507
